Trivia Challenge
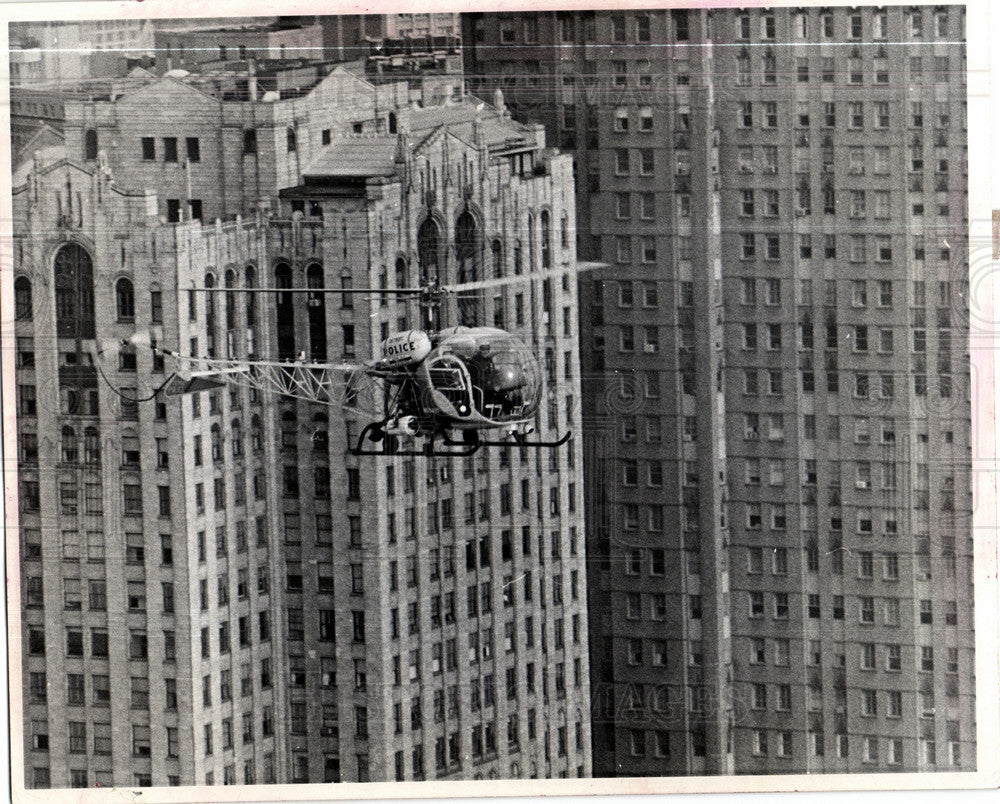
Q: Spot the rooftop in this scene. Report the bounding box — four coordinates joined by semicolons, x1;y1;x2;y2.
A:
301;97;537;181
303;137;400;179
157;20;316;36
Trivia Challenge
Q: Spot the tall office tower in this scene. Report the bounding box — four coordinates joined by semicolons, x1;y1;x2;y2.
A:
463;5;975;775
13;59;590;787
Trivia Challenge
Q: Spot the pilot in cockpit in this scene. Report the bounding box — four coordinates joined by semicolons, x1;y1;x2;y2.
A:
467;345;527;417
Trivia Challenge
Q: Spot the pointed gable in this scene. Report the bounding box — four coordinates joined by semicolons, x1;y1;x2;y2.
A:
13;123;64;168
114;76;220;112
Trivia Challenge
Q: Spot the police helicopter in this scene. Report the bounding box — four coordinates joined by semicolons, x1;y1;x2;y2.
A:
117;264;602;457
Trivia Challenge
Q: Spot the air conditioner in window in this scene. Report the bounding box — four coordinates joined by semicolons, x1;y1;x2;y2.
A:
644;344;657;353
856;480;871;489
740;166;754;174
320;727;337;737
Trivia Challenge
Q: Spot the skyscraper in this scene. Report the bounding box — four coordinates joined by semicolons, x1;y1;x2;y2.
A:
463;5;975;775
12;44;590;788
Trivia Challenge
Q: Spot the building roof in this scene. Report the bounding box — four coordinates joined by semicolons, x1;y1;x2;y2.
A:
13;122;64;166
303;137;400;178
12;142;72;187
408;99;533;149
302;96;538;182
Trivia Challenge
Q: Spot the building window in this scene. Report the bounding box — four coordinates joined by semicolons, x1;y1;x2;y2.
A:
243;129;257;155
114;277;135;320
82;128;99;160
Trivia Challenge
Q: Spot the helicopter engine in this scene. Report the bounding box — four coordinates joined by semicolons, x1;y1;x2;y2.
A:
386;415;421;437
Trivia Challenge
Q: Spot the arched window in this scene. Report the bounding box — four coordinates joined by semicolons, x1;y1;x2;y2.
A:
540;210;552;268
245;266;257;357
455;212;480;282
210;423;222;462
251;415;263;452
61;425;77;463
491;239;503;278
312;429;328;453
224;270;237;357
561;212;570;248
275;263;295;360
306;264;327;362
84;427;101;463
286;127;297;152
245;266;257;324
115;278;135;321
225;270;237;330
54;243;95;338
388;112;398;134
395;257;408;289
455;211;482;325
231;419;243;458
417;218;441;285
14;276;31;320
204;273;217;357
84;129;98;160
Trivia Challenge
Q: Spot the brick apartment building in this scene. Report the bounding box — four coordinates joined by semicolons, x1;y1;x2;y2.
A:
462;5;975;776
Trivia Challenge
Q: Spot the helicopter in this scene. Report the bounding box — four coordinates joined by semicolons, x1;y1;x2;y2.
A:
119;264;603;457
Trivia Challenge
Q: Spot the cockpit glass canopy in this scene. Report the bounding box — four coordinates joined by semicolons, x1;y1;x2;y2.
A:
434;329;542;422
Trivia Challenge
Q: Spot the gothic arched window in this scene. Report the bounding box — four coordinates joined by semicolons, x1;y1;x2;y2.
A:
54;243;95;338
417;218;441;285
116;277;135;320
14;276;31;320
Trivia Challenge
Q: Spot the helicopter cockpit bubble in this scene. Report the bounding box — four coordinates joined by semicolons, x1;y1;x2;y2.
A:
423;328;541;424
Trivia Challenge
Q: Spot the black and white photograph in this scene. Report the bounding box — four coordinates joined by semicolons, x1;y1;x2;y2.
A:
3;2;996;799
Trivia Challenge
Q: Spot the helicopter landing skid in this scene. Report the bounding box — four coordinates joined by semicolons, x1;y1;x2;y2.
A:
442;429;573;450
350;421;480;457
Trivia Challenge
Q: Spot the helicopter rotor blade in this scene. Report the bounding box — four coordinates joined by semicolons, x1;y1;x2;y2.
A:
183;262;609;307
186;286;426;295
440;262;608;295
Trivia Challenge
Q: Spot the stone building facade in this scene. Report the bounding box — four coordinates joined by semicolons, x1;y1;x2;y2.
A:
12;65;590;787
